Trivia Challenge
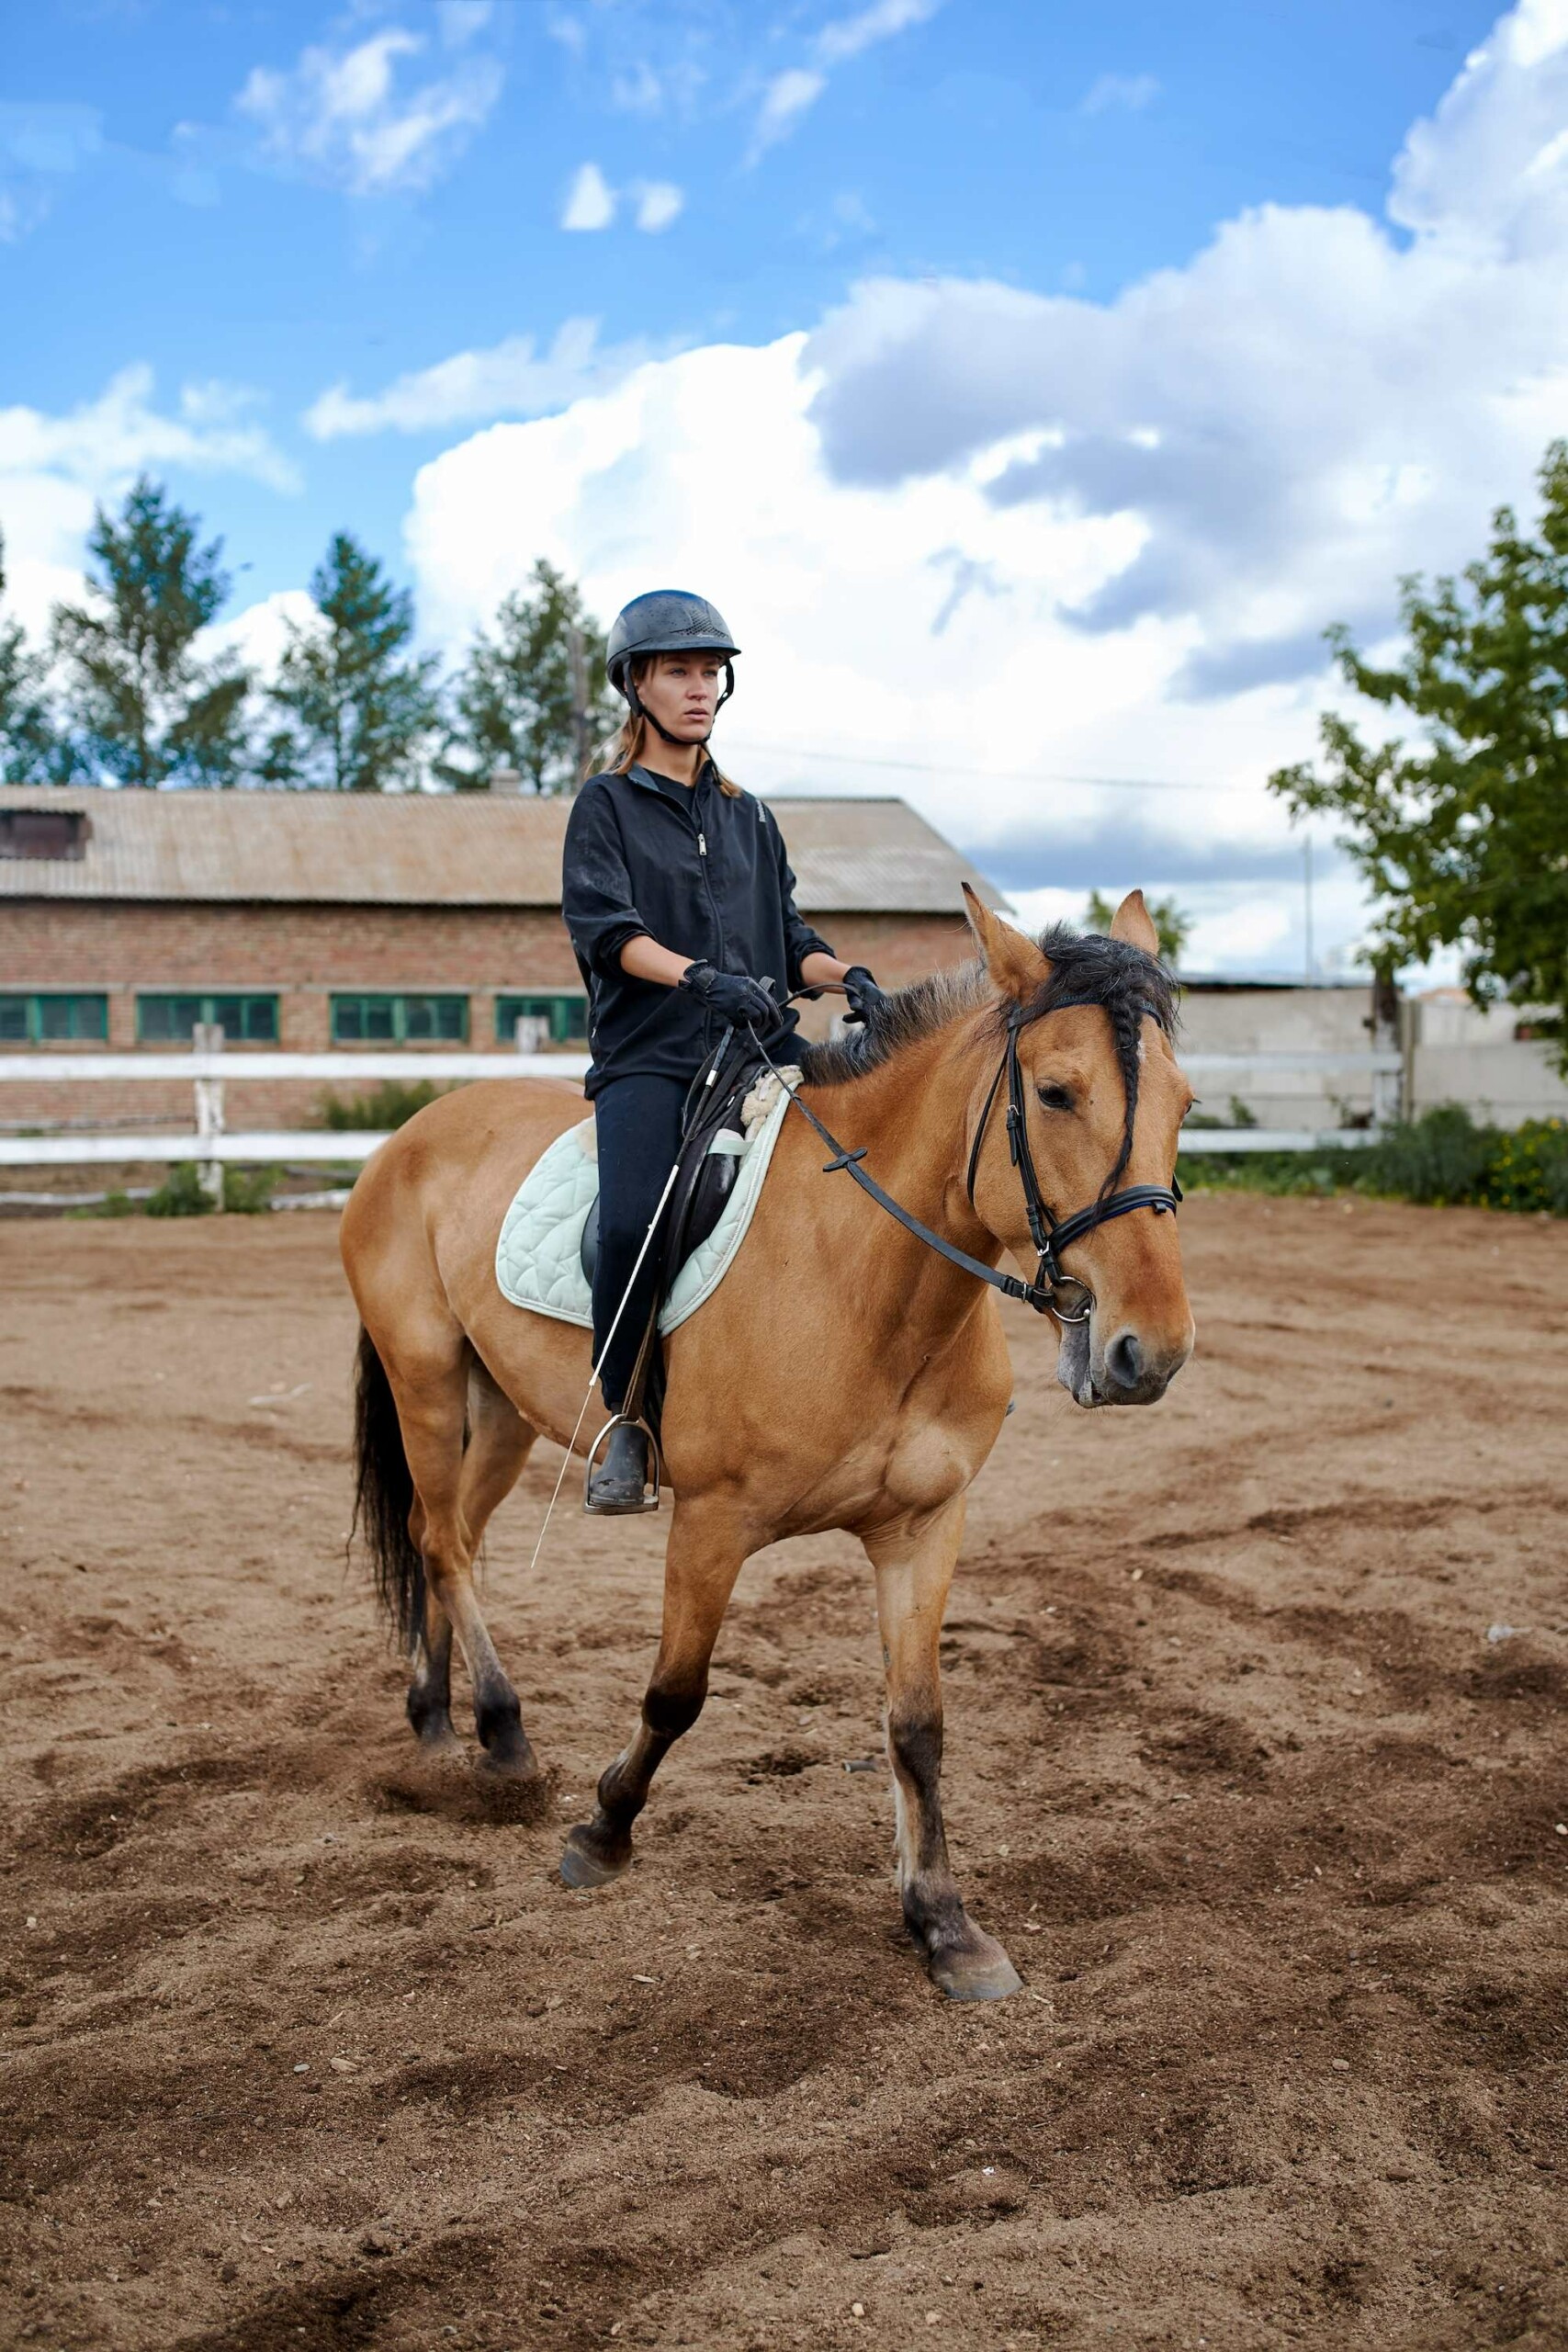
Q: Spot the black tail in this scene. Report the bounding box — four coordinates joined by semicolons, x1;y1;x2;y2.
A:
351;1326;424;1652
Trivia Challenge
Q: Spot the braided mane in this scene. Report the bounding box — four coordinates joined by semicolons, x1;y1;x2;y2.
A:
800;922;1178;1198
1009;926;1179;1197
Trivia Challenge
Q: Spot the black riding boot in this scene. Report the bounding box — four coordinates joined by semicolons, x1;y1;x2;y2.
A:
585;1419;655;1515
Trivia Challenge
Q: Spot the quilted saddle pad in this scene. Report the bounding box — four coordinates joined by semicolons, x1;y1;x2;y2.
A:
493;1075;794;1334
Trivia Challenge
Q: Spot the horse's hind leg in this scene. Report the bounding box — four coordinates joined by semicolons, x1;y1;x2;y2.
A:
863;1498;1021;2002
396;1353;539;1781
561;1495;746;1888
406;1361;534;1756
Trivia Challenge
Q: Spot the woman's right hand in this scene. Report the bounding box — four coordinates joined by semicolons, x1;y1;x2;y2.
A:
678;961;784;1033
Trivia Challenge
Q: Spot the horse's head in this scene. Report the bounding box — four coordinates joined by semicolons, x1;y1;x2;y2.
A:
963;886;1194;1408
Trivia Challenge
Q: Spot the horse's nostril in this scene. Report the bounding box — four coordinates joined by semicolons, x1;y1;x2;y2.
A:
1106;1330;1144;1390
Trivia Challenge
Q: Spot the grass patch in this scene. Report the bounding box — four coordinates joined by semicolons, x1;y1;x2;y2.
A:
1179;1105;1568;1215
315;1079;449;1132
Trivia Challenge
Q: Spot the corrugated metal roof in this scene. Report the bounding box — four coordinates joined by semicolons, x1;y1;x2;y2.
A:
0;786;1005;914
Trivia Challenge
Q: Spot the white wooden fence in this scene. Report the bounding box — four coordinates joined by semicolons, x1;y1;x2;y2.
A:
0;1039;1404;1203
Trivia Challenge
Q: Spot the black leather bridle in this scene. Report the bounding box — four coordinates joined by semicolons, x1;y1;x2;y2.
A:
753;995;1180;1327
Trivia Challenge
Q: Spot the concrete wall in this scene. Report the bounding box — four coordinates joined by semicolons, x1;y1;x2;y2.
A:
1177;985;1381;1128
1406;997;1568;1127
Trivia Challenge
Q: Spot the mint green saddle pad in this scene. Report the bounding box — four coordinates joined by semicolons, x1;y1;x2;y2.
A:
493;1075;794;1334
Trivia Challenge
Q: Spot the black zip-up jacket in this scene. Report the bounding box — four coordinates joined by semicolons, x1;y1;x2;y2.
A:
562;762;834;1096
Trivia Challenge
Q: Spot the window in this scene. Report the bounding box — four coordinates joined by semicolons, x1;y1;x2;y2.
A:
0;808;87;860
137;992;278;1044
0;992;107;1043
495;992;589;1046
331;993;468;1045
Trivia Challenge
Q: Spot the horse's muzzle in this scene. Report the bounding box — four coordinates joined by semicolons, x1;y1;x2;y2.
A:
1055;1315;1192;1408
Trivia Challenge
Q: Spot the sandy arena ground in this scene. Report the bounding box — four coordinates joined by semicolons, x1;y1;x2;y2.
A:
1;1194;1565;2350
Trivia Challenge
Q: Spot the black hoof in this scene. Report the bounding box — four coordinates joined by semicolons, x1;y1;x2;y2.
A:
475;1692;536;1780
407;1690;459;1749
559;1825;630;1889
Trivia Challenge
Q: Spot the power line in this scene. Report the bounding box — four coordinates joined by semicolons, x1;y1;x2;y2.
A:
725;739;1258;796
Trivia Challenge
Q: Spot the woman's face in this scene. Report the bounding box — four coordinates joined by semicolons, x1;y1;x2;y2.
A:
637;652;724;743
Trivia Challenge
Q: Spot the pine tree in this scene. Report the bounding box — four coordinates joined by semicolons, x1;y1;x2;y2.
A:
51;478;251;787
0;530;72;785
440;558;615;792
267;534;441;792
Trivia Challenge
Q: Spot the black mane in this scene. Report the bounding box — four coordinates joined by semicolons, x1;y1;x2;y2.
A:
799;922;1178;1196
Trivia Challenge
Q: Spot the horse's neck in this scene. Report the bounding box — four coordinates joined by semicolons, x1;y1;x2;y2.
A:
783;1023;1000;1338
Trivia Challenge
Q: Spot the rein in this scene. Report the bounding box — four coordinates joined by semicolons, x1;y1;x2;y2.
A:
755;994;1179;1327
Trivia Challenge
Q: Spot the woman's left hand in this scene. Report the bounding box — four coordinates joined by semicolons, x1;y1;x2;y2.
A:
842;966;890;1028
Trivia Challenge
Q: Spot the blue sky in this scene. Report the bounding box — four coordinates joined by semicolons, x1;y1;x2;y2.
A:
6;0;1565;973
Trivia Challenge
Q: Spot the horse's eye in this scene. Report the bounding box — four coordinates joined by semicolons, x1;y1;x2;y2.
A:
1036;1083;1075;1114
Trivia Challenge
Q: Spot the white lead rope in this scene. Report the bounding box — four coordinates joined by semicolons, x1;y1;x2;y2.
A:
523;1153;684;1583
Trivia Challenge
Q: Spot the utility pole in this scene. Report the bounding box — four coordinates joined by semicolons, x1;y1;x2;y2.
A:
1303;836;1314;979
566;624;590;792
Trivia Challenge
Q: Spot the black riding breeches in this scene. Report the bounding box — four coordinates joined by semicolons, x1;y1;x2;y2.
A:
591;1072;689;1410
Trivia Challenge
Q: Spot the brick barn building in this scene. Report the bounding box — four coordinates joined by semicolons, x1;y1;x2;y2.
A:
0;786;1004;1137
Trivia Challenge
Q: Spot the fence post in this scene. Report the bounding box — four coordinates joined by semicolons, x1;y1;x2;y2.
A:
193;1022;225;1210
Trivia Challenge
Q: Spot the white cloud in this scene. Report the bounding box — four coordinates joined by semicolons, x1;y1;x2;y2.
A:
558;162;682;233
749;0;941;158
0;367;298;637
806;0;1568;700
817;0;942;66
235;25;502;196
0;365;298;497
1080;73;1159;115
632;178;684;232
303;319;663;438
397;1;1568;973
751;70;829;156
560;160;616;230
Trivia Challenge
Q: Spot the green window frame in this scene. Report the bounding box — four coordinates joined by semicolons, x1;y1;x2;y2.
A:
331;993;468;1046
0;992;108;1044
136;992;278;1045
494;992;589;1046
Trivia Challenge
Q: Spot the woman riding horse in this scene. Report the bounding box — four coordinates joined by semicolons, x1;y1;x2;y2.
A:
563;589;886;1510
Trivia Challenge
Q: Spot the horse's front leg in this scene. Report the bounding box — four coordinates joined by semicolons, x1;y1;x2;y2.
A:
863;1498;1022;2002
561;1494;747;1889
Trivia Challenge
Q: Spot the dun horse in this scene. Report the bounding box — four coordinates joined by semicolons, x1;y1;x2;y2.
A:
343;889;1194;2000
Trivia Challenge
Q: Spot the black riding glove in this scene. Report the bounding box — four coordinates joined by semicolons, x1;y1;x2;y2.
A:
679;961;786;1035
841;965;891;1028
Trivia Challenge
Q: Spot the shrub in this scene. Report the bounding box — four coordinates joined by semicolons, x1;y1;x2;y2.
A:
316;1079;447;1132
223;1164;279;1214
1480;1117;1568;1214
144;1162;214;1217
1179;1104;1568;1216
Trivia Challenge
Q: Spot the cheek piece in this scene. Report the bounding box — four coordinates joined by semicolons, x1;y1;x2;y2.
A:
627;662;736;750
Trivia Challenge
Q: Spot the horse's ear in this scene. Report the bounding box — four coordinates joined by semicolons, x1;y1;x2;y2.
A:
962;882;1051;1003
1109;888;1160;958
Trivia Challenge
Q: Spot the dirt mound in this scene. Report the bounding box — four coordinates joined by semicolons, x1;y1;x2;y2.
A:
2;1196;1565;2347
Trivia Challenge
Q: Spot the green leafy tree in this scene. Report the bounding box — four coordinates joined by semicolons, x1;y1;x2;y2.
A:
1269;440;1568;1071
266;534;441;792
1084;888;1192;967
51;477;250;787
0;529;72;784
439;558;616;792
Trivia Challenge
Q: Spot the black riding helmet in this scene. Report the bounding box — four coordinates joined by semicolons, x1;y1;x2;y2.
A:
605;589;739;747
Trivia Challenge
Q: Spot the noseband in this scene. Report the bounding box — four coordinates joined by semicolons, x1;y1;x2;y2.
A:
754;997;1179;1327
